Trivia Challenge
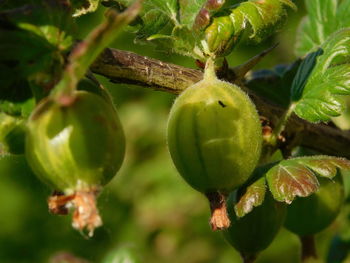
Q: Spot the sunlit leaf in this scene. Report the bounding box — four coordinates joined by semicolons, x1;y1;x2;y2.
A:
266;160;319;204
133;0;178;40
337;0;350;29
299;157;350;179
234;177;266;218
293;29;350;122
179;0;207;28
266;155;350;204
112;0;295;58
204;0;296;56
296;0;350;56
72;0;101;17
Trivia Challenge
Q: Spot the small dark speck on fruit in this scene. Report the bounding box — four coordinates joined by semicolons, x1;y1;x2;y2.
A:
218;101;226;107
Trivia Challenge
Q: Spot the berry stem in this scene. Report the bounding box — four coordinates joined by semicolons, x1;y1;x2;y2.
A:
204;57;218;81
205;191;230;230
241;253;257;263
300;235;318;262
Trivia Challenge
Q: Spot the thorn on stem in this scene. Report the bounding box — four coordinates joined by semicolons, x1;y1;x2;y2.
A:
231;43;279;81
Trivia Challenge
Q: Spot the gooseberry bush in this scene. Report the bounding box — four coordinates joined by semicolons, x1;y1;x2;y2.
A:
1;0;350;262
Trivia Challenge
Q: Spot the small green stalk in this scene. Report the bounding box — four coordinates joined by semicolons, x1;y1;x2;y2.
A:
268;103;296;146
204;57;217;81
51;0;143;105
259;103;296;164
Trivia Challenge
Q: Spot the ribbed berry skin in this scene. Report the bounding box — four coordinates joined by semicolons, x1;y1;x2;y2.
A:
167;76;262;193
26;91;125;193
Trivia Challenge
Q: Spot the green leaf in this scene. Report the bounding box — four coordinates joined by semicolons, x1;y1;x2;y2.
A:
0;29;56;81
295;0;350;56
133;0;206;34
0;1;74;113
266;156;350;204
179;0;206;28
129;0;206;58
114;0;295;58
0;97;35;118
234;177;266;218
51;0;142;101
246;60;300;107
0;1;73;50
0;113;21;142
72;0;101;17
300;157;350;179
293;29;350;122
337;0;350;29
0;113;26;155
205;0;296;56
290;49;323;101
134;0;178;40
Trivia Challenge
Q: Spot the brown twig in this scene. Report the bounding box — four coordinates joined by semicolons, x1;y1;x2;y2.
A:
91;48;350;158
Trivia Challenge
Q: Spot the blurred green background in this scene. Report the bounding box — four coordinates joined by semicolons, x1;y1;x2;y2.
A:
1;1;350;262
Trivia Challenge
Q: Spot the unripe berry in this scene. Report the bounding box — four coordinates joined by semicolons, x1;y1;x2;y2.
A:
167;59;262;229
26;90;125;235
223;191;286;261
284;175;344;236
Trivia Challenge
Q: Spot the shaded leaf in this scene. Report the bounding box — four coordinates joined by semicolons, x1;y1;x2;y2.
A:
293;29;350;122
266;155;350;204
296;0;350;56
0;113;26;155
234;177;266;218
51;0;142;103
246;60;301;107
0;29;56;82
290;49;323;101
0;1;73;49
0;97;34;118
0;1;73;115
